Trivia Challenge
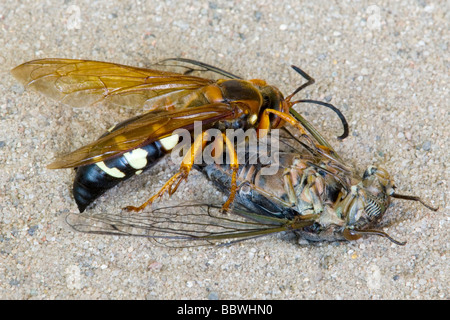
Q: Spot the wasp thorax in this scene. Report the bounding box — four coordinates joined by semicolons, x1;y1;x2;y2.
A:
258;86;283;109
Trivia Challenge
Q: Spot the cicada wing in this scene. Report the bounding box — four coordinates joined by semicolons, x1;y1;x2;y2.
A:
278;125;353;183
47;103;236;168
65;203;307;247
11;58;213;109
152;58;243;80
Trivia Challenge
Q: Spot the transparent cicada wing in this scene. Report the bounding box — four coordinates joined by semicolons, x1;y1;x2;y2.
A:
65;203;315;247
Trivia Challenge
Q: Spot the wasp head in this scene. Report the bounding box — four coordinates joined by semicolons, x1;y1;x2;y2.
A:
258;85;286;129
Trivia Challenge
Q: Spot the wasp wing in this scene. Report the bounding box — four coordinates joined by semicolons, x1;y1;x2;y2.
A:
47;103;235;168
11;58;214;110
65;203;313;247
153;58;243;80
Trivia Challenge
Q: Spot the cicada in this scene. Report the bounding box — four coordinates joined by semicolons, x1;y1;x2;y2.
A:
66;116;437;246
11;58;347;213
197;128;438;245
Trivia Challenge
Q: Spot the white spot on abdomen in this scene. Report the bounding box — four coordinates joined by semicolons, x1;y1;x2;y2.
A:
159;134;179;151
96;161;126;178
123;148;148;169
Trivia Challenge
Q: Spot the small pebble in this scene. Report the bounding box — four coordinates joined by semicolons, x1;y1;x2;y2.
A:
208;291;219;300
422;141;431;151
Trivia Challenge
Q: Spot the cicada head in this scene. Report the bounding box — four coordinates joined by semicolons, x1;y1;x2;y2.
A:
362;166;395;197
351;166;394;225
339;165;406;245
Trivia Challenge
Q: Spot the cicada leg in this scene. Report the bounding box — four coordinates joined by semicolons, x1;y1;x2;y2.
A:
282;169;298;207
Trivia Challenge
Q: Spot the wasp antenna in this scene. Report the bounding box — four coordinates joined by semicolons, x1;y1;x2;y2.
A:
286;65;316;101
392;193;439;211
291;99;349;140
291;65;314;82
286;66;349;140
160;58;243;79
352;228;407;246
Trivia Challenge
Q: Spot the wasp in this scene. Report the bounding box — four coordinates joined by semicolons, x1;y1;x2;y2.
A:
11;58;347;213
66;115;437;247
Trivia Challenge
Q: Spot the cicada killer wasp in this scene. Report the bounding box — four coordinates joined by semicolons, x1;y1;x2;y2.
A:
11;58;348;213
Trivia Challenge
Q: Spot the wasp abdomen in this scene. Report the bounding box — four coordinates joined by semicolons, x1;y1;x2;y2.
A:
73;140;173;212
73;142;165;212
72;112;182;212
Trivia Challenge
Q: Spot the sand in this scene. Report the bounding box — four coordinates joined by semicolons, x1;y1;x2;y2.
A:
0;0;448;299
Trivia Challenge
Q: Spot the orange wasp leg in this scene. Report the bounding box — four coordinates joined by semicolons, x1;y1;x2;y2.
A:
258;108;309;137
220;133;239;214
124;131;210;212
258;108;341;159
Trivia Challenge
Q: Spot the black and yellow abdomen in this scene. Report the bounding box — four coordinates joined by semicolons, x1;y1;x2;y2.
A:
73;117;180;212
73;141;168;212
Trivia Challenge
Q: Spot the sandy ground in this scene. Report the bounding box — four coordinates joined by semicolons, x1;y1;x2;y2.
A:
0;0;448;300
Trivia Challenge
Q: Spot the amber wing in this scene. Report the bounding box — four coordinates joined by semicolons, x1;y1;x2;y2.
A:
12;59;239;168
11;58;214;109
47;103;236;168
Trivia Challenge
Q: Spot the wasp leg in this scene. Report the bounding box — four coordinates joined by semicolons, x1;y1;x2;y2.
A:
261;108;344;162
125;131;210;212
220;133;239;214
259;108;308;137
124;171;186;212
